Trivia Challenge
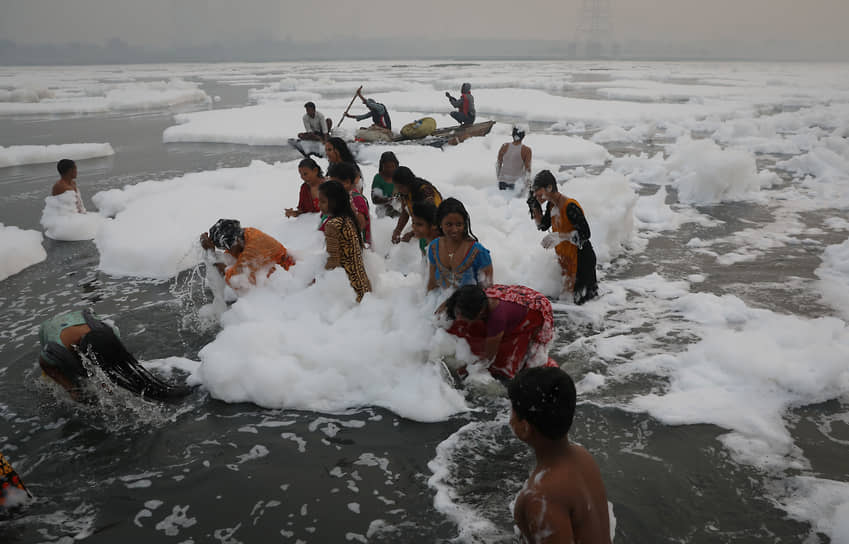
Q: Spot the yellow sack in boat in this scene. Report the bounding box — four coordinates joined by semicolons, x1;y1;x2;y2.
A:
401;117;437;139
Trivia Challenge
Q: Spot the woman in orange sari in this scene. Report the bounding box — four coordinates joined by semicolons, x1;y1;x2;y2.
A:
200;219;295;290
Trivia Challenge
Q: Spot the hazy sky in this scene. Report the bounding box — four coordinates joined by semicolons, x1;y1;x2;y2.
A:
2;0;848;47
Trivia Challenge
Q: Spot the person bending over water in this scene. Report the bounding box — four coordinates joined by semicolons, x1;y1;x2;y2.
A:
442;284;556;379
509;367;611;544
51;158;85;213
200;219;295;290
319;180;372;302
427;198;492;291
391;166;443;244
531;170;598;305
285;158;324;218
38;309;192;402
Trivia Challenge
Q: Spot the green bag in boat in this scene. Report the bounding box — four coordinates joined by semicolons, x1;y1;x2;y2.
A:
401;117;437;139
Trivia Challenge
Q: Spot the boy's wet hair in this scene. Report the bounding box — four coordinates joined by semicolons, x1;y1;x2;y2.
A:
411;201;438;226
327;162;357;184
444;284;487;321
298;157;323;177
508;367;576;441
304;101;316;109
57;158;75;176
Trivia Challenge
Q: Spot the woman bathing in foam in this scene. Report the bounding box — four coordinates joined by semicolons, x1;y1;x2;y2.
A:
285;158;324;218
200;219;295;291
427;198;492;292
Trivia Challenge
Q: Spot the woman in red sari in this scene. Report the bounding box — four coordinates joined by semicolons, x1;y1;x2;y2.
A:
443;284;558;380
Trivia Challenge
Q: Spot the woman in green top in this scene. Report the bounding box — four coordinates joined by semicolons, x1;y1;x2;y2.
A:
38;309;192;402
371;151;399;218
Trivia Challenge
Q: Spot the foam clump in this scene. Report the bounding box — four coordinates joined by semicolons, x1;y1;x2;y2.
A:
815;238;849;321
0;79;210;115
0;143;114;168
0;223;46;281
40;191;105;241
666;137;777;204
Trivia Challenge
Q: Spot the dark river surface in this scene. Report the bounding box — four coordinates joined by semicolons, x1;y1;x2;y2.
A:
1;67;847;543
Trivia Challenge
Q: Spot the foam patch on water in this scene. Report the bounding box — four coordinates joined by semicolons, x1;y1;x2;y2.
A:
665;137;777;204
622;290;849;470
40;191;106;241
815;237;849;321
0;143;114;168
0;79;210;115
0;223;46;281
781;476;849;543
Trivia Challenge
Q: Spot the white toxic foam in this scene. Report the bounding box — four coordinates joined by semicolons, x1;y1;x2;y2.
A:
0;143;114;169
815;238;849;321
666;137;777;204
40;191;105;241
0;223;46;281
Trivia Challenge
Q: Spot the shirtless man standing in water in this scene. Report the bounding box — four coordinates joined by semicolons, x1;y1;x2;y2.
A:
508;367;611;543
51;158;86;213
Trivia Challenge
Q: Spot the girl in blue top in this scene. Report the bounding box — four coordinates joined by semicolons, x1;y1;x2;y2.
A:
427;198;493;291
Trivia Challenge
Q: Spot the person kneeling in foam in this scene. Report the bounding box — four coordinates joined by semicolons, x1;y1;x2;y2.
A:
200;219;294;291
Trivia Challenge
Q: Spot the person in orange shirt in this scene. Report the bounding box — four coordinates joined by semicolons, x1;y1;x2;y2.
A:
199;219;295;289
531;170;598;304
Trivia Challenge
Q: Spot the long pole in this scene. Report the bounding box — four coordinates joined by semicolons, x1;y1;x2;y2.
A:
336;86;363;130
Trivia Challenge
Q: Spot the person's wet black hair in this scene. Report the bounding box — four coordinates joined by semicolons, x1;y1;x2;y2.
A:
57;158;75;176
379;151;399;171
444;284;488;321
412;201;438;226
327;162;357;184
461;82;471;93
392;166;415;186
532;170;558;192
512;126;526;140
508;366;576;441
436;197;477;241
208;219;243;250
299;157;323;177
319;180;364;246
78;329;192;400
530;170;558;231
326;137;357;164
304;101;316;109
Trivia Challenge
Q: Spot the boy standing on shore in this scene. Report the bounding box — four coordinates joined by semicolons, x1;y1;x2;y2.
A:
508;367;612;543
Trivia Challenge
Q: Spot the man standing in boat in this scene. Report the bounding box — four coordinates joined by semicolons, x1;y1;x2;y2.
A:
446;83;475;126
345;89;392;131
298;102;330;141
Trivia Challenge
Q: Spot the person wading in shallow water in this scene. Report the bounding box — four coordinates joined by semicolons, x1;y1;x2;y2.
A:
509;366;612;544
51;158;86;213
530;170;598;305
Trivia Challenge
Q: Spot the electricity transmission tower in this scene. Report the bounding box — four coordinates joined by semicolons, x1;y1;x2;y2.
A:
575;0;613;58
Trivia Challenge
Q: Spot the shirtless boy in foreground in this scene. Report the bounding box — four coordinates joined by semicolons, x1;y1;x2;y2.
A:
51;158;86;213
508;366;611;543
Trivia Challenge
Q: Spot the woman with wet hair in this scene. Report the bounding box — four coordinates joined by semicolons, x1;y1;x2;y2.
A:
442;284;557;380
200;219;295;290
531;170;598;305
318;180;372;302
38;309;192;402
427;197;492;291
391;166;443;244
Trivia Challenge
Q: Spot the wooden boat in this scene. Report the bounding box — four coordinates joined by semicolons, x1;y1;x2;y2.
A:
288;120;495;157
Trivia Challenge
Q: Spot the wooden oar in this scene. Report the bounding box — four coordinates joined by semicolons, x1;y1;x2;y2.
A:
336;86;363;130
